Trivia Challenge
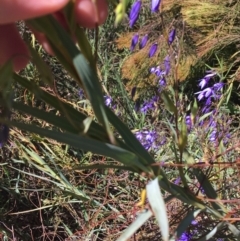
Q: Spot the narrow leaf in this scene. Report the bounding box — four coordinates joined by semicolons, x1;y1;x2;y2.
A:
6;120;148;172
192;168;226;214
173;209;202;239
116;209;152;241
197;222;226;241
228;223;240;239
0;60;13;90
161;91;177;115
73;54;114;142
146;178;169;241
28;45;54;86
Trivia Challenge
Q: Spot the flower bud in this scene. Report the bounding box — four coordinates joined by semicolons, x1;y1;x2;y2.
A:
148;43;158;58
129;0;141;28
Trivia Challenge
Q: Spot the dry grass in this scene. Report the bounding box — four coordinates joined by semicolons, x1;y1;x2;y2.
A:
116;0;240;90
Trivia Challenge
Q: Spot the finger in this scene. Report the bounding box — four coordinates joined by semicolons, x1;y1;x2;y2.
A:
0;0;69;24
74;0;108;29
0;24;30;72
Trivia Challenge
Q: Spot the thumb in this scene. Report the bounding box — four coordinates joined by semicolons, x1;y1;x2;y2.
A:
0;0;69;24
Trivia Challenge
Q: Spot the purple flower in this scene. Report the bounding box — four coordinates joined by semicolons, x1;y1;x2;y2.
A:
174;177;181;185
78;89;84;99
213;82;224;91
148;43;158;57
130;33;139;51
191;220;198;225
140;96;159;114
185;115;193;131
150;66;165;76
198;78;208;89
203;88;214;98
136;132;143;141
150;67;156;73
199;186;205;194
135;129;163;151
198;71;217;89
195;87;214;101
104;95;112;106
178;232;191;241
151;0;161;12
155;67;165;77
168;29;176;45
159;77;166;86
164;55;171;75
129;0;142;28
139;34;148;49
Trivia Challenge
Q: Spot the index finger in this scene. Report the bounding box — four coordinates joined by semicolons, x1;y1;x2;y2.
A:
0;0;69;24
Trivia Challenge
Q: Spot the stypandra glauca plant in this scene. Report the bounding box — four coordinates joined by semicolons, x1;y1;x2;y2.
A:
0;0;239;240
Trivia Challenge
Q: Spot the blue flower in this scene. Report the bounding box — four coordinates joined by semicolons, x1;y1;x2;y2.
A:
130;33;139;51
135;129;163;151
198;71;217;89
129;0;142;28
159;77;166;87
155;67;165;77
185;115;193;131
104;95;112;106
164;55;171;75
213;82;224;91
191;220;198;225
151;0;161;12
178;232;191;241
148;43;158;57
198;78;208;89
150;67;156;73
174;177;181;185
78;88;85;99
139;34;148;49
195;87;214;101
140;96;159;114
168;29;176;45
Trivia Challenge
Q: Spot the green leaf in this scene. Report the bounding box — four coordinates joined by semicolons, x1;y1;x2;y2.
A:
192;168;226;214
74;164;136;172
28;15;114;142
27;45;54;86
0;60;13;91
161;91;177;115
13;74;109;142
12;102;80;133
6;120;149;172
227;223;240;239
173;209;202;239
147;178;169;241
191;98;198;124
106;107;156;168
73;54;114;142
198;111;212;123
197;222;226;241
178;118;188;152
63;2;96;68
116;209;153;241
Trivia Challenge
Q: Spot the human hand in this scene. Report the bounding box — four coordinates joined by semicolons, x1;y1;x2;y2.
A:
0;0;108;72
